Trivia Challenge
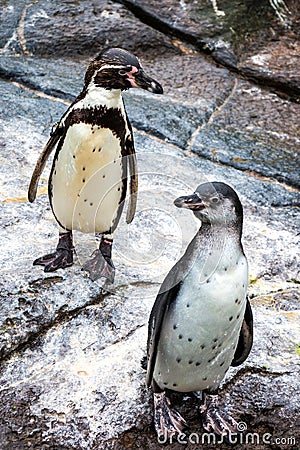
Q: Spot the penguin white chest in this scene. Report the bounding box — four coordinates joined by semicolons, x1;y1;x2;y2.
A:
154;253;248;392
50;124;125;233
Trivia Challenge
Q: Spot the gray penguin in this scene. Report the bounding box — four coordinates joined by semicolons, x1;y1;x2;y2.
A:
146;181;253;439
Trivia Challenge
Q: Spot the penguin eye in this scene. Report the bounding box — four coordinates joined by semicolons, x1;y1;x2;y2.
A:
118;65;132;76
211;197;219;204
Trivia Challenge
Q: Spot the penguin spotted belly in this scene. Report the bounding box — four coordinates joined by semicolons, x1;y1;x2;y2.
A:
153;254;248;392
50;124;125;233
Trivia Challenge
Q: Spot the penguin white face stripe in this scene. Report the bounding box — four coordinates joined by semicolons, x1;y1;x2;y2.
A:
96;64;135;72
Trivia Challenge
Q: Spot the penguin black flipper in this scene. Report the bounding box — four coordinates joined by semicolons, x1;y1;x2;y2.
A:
28;125;64;203
231;297;253;366
146;281;182;388
125;127;138;224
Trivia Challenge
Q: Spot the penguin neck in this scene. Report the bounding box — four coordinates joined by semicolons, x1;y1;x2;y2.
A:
160;220;244;291
182;221;243;284
79;84;123;110
194;220;244;270
199;220;242;249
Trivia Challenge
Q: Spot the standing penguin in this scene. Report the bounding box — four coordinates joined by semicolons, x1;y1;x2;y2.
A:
28;48;163;282
146;182;253;439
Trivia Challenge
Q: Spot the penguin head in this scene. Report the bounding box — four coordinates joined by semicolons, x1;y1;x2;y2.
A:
85;48;163;93
174;182;243;226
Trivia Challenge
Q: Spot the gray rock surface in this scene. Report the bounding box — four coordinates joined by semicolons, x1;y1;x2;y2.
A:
117;0;300;100
0;1;299;449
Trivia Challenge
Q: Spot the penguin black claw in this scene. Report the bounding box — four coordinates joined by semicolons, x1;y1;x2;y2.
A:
153;392;188;441
82;249;115;283
200;393;238;437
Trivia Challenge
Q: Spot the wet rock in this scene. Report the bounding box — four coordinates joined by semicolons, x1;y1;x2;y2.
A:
0;53;236;140
117;0;300;100
1;78;299;447
0;1;299;449
0;295;298;449
1;0;177;59
189;80;300;188
0;56;85;101
0;2;25;54
0;324;152;449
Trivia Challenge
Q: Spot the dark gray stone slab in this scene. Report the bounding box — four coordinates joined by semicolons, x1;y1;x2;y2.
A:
0;0;177;59
0;1;25;52
0;56;85;101
0;55;235;147
116;0;300;100
189;79;300;188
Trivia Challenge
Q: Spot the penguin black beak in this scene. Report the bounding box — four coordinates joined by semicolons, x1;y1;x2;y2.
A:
174;193;206;211
129;69;163;94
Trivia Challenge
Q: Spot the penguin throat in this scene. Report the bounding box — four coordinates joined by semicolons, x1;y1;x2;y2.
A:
200;220;243;243
79;84;123;109
199;214;242;232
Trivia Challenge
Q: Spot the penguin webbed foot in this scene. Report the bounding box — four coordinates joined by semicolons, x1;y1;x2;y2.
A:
33;249;74;272
153;392;188;442
82;249;115;283
33;232;74;272
200;393;238;438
